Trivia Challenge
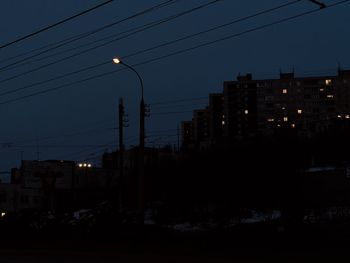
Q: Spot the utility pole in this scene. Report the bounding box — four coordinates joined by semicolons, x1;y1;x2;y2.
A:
177;124;180;152
119;97;125;171
138;98;145;216
118;97;128;211
112;57;148;223
138;99;150;219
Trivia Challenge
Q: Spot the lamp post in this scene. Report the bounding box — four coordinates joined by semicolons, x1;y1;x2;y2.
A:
113;58;145;220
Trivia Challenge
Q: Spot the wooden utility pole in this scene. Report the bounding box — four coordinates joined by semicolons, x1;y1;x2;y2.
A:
118;97;126;210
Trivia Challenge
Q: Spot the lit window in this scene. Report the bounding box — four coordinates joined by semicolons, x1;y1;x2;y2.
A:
297;109;303;114
267;118;274;122
282;107;286;110
1;212;5;217
277;124;281;127
320;88;324;92
327;94;334;99
244;110;249;115
338;115;342;118
346;115;350;119
282;89;288;94
283;117;288;122
291;124;296;128
325;79;332;86
222;120;225;125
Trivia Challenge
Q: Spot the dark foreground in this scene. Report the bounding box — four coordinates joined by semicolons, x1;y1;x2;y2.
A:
2;222;350;262
1;249;350;263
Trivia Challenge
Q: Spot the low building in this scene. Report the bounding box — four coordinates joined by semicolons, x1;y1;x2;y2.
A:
0;183;20;214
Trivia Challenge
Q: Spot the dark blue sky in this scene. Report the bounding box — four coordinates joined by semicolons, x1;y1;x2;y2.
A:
0;0;349;172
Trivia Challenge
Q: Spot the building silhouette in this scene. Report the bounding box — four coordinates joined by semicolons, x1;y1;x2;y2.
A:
182;69;350;149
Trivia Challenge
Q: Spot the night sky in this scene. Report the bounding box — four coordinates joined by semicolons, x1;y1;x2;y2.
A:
0;0;349;172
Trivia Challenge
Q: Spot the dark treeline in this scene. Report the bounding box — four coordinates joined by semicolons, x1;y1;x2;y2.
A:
2;122;350;246
145;121;350;225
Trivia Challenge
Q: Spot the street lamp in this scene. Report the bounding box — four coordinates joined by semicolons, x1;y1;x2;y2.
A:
113;58;144;101
113;57;145;220
77;162;93;187
113;58;145;148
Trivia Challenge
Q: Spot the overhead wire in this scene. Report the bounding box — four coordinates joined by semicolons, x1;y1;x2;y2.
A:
0;0;222;73
0;0;301;97
150;97;208;105
2;0;347;106
0;0;180;65
151;110;194;116
3;1;348;164
0;0;115;50
11;127;116;145
0;0;223;84
64;143;114;160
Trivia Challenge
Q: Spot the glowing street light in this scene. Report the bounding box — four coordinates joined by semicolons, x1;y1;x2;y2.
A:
113;58;121;64
113;57;146;220
113;57;144;100
77;162;92;168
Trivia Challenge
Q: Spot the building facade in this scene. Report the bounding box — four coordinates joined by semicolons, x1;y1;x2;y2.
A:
182;69;350;148
223;70;350;140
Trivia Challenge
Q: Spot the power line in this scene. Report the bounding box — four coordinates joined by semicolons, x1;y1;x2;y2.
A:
63;131;179;161
10;127;116;145
0;0;221;73
128;1;349;67
0;0;348;105
151;110;194;116
64;144;114;160
150;97;208;105
2;126;178;151
0;0;298;97
0;32;93;65
0;0;179;64
126;133;178;145
0;60;111;97
150;103;207;110
0;0;115;50
0;68;125;104
0;0;223;85
6;144;116;149
122;0;302;60
0;118;117;146
308;0;326;8
123;128;179;144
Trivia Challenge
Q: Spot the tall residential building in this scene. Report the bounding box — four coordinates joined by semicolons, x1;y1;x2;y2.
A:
224;74;258;140
208;93;224;143
181;69;350;149
192;108;210;145
223;70;350;139
181;121;194;150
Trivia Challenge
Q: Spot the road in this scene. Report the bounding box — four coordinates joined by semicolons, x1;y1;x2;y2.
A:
1;246;350;263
